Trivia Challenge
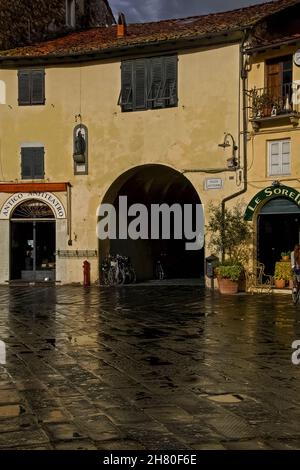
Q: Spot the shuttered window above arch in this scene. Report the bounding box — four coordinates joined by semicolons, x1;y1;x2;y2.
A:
119;55;178;112
21;147;45;180
18;69;45;106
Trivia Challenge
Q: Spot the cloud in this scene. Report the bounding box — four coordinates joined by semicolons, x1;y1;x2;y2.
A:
109;0;267;23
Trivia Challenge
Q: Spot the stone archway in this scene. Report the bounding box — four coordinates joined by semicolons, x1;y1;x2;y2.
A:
99;164;204;282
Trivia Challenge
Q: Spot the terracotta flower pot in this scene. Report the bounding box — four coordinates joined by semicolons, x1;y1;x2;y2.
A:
274;279;286;289
282;256;290;262
217;277;239;294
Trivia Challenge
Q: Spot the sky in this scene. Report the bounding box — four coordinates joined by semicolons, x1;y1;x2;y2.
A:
109;0;268;23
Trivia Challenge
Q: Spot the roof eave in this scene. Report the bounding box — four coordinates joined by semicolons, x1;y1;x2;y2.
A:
0;28;246;66
246;37;300;54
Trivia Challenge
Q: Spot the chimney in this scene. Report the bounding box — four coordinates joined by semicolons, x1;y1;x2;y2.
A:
117;12;127;38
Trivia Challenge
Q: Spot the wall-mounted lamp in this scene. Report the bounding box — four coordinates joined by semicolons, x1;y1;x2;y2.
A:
218;133;239;169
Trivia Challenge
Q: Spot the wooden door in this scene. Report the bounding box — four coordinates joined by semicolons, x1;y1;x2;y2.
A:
265;61;282;115
266;62;282;91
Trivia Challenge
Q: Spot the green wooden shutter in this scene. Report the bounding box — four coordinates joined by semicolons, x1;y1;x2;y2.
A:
18;70;31;105
150;57;164;108
134;59;147;110
21;147;44;179
33;148;45;178
164;56;178;106
21;148;34;179
121;61;133;111
31;70;45;105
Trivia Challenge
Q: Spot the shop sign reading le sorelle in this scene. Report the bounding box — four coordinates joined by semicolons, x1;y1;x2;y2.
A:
244;185;300;221
0;192;66;219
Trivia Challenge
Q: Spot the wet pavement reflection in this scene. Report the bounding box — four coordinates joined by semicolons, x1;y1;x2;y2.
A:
0;286;300;449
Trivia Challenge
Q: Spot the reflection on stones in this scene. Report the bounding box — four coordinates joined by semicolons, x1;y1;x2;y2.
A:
0;285;299;449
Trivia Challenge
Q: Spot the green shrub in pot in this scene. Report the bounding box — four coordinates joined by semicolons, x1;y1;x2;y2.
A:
207;202;252;294
215;264;243;282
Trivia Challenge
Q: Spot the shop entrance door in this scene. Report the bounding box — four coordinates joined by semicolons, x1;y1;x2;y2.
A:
10;200;56;281
257;198;300;275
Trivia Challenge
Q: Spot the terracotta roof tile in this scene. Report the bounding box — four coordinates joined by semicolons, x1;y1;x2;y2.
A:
0;0;299;59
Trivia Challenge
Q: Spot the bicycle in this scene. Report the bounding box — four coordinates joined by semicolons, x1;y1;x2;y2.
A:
122;256;136;284
101;257;111;285
108;256;125;285
101;254;136;286
155;260;165;280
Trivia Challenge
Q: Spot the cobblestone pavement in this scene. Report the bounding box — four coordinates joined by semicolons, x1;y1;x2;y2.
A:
0;286;300;450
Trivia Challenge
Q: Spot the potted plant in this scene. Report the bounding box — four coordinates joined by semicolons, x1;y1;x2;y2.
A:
215;263;243;294
274;261;292;289
207;202;252;294
250;88;272;118
281;251;291;262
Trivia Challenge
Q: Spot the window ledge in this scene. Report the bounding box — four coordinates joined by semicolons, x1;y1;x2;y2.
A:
250;112;300;131
268;174;291;177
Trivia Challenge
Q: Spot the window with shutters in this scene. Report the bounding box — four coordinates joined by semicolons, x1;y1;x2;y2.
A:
268;139;291;176
21;147;45;180
118;55;178;112
18;69;45;106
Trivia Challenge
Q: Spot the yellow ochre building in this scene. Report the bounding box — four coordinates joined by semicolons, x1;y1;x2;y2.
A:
0;0;299;284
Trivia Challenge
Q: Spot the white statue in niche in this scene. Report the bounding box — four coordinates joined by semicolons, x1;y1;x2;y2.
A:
73;125;87;163
74;129;86;155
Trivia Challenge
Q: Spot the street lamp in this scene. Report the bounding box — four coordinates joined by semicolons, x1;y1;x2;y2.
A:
218;133;239;169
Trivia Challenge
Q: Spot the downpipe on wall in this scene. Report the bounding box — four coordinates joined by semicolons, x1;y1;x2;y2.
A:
220;33;250;263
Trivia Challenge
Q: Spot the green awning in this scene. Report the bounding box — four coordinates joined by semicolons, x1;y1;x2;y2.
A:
260;197;300;215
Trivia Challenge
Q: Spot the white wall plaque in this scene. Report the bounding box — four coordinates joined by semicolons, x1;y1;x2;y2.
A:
204;178;223;190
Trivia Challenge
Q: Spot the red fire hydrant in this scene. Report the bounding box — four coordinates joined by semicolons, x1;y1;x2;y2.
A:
83;260;91;287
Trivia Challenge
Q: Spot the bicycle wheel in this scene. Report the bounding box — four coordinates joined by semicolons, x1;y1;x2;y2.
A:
108;267;117;286
129;268;136;284
117;268;126;285
101;270;109;285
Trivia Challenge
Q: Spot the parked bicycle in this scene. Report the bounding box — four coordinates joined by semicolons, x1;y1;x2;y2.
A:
155;252;167;280
155;260;165;280
101;254;136;286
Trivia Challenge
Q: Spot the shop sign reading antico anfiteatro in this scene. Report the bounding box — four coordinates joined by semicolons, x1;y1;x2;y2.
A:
0;192;66;219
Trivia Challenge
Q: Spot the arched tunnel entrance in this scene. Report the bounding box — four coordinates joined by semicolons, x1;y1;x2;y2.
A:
99;165;204;282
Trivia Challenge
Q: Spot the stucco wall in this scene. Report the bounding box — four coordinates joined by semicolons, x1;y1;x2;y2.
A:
246;45;300;199
0;43;242;283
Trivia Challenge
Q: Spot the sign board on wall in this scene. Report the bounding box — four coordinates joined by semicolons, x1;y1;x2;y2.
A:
204;178;223;190
0;192;66;219
244;185;300;221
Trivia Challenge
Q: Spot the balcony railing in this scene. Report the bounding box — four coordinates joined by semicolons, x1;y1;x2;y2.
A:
248;82;300;120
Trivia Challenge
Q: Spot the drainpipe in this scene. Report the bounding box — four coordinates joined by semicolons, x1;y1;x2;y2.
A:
220;31;249;262
67;183;72;246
